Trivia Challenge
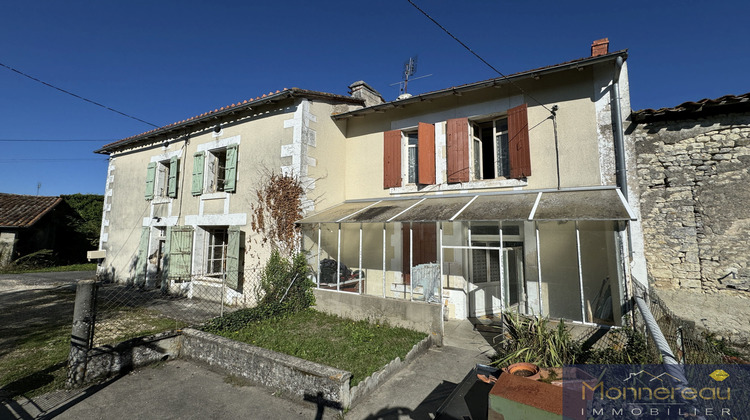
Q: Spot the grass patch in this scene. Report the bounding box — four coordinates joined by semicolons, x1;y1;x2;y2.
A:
207;308;427;386
0;263;97;274
0;307;183;400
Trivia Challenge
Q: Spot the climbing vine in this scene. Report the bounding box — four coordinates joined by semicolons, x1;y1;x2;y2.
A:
250;172;305;256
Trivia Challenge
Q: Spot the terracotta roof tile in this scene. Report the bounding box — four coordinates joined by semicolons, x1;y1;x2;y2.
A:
96;87;362;154
632;92;750;122
0;193;62;228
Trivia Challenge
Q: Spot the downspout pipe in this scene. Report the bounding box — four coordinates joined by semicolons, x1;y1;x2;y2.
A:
612;56;628;201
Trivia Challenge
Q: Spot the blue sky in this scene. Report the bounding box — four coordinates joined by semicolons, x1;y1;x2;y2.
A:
1;0;748;196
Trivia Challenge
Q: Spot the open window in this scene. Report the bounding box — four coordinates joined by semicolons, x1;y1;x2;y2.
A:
447;103;530;183
145;156;179;200
471;117;509;180
192;145;237;195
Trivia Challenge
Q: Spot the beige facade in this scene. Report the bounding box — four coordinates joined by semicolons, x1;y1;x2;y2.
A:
97;48;646;324
96;91;362;305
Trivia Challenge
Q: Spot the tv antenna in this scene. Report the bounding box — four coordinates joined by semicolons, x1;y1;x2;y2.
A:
390;55;432;96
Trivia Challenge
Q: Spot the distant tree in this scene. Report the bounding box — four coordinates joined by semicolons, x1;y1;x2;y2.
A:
61;194;103;249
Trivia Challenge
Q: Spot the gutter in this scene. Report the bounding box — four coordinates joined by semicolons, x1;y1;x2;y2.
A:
333;50;629;119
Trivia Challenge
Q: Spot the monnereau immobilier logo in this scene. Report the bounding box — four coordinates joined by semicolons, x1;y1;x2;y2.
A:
562;364;748;419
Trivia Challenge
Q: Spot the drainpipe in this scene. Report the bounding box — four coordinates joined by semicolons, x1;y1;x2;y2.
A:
612;56;628;201
612;56;635;266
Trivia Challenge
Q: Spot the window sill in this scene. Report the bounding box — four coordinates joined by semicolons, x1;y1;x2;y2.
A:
151;197;172;204
390;178;527;194
200;192;229;200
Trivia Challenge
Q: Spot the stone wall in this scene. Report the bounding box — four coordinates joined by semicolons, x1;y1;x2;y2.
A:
634;113;750;296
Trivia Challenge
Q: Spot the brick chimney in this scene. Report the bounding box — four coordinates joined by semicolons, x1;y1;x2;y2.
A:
591;38;609;57
349;80;385;107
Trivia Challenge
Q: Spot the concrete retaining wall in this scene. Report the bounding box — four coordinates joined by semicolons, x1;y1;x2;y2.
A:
180;328;353;408
313;289;444;345
81;331;182;384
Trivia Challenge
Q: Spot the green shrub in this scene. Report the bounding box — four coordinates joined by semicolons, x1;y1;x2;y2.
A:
202;251;314;333
493;313;582;368
492;313;652;368
257;250;314;312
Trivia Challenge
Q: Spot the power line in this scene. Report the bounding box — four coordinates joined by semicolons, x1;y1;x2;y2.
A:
0;158;108;162
0;61;160;128
405;0;553;115
0;139;111;142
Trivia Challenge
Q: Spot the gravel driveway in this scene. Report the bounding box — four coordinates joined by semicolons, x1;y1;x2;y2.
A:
0;271;95;355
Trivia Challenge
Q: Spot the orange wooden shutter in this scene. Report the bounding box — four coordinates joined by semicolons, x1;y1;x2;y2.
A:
508;103;531;179
417;122;436;185
446;118;469;183
383;129;402;188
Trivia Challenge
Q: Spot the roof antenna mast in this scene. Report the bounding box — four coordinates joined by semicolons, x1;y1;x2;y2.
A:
390;55;432;99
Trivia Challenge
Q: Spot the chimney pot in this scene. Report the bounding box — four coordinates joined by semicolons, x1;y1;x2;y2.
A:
591;38;609;57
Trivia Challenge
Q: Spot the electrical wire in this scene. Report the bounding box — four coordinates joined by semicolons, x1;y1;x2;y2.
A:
0;158;108;162
405;0;554;115
0;139;111;142
0;61;160;128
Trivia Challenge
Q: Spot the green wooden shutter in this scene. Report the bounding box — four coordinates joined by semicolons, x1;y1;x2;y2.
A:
192;152;204;196
145;162;157;200
161;226;172;292
224;145;238;193
168;156;179;198
136;226;150;285
225;226;241;291
168;226;193;282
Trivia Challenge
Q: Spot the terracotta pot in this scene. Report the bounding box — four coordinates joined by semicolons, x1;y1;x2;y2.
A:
506;362;541;380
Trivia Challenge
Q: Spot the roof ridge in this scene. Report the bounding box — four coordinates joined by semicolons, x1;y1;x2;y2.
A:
97;87;363;153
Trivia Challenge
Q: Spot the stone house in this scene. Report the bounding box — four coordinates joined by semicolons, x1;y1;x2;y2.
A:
632;92;750;296
94;39;647;329
0;193;64;266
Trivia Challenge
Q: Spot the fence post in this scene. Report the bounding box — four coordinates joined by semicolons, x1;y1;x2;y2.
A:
67;279;97;387
676;326;686;364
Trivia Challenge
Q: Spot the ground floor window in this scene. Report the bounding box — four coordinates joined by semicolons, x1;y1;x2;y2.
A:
205;227;228;278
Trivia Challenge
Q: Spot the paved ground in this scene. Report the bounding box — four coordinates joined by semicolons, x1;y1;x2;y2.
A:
2;319;495;419
0;271;95;293
1;272;498;419
0;271;94;356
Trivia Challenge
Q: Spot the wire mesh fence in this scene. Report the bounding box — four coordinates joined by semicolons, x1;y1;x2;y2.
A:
631;280;729;365
92;269;260;348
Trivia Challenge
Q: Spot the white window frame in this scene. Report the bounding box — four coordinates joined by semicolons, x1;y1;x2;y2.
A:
206;149;228;194
405;131;419;185
155;160;171;198
470;115;509;181
204;226;229;278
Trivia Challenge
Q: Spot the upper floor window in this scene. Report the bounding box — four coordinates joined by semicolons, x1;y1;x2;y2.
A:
447;103;530;183
208;149;228;193
471;117;509;181
383;122;435;188
407;132;419;184
192;144;238;196
145;156;178;200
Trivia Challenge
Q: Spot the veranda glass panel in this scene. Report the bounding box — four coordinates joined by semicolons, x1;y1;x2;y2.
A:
318;223;339;288
538;221;582;322
578;221;623;326
361;223;385;297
